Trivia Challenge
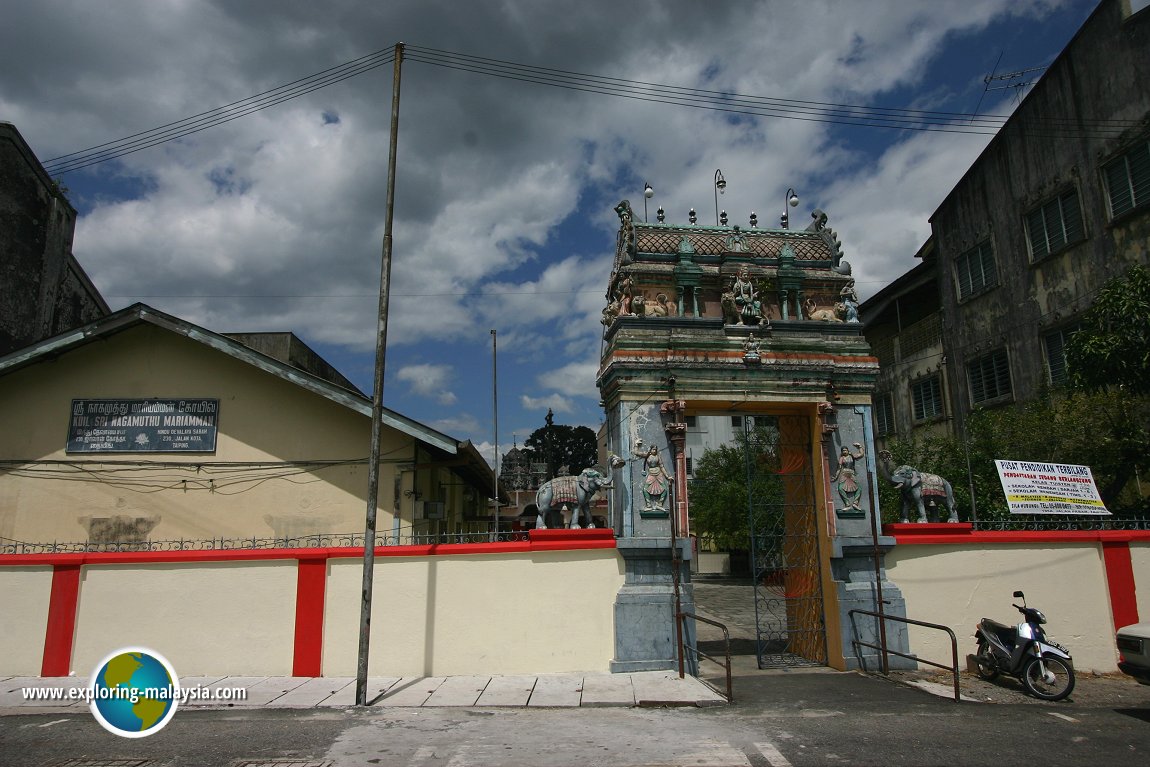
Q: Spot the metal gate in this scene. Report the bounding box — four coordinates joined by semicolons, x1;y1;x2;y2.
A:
743;414;827;668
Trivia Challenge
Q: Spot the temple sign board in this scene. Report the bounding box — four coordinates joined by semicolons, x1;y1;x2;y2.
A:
995;460;1110;515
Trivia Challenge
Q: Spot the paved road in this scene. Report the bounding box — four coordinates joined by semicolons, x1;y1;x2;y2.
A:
3;578;1148;766
3;668;1148;766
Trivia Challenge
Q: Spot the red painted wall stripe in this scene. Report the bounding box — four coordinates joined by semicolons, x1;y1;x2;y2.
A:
1103;541;1140;631
292;558;327;677
41;565;81;677
885;523;1150;546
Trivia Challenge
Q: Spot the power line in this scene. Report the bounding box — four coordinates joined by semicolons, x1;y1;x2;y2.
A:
97;276;899;301
43;49;395;175
43;43;1143;176
405;46;1136;138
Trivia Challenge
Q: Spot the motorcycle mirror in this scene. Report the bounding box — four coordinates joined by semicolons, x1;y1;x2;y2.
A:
1013;590;1025;598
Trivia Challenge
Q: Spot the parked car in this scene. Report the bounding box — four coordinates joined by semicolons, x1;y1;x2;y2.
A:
1116;623;1150;685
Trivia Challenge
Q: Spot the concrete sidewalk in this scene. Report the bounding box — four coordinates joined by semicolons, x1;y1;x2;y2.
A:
0;670;727;714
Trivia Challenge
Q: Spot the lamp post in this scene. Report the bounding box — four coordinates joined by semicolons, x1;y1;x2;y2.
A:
781;187;799;229
643;182;654;222
713;169;726;225
490;329;500;541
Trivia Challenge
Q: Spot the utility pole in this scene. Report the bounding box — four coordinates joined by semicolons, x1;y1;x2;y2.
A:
357;42;404;707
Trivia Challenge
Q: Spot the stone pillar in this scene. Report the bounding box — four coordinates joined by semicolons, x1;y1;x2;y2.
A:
610;538;695;673
822;403;914;671
661;399;689;538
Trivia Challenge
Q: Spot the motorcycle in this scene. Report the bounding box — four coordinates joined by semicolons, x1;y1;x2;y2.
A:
974;590;1075;701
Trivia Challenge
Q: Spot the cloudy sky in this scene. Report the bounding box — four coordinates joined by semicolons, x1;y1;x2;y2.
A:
2;0;1098;462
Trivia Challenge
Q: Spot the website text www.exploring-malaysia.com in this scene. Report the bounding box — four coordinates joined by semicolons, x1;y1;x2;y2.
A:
21;684;247;705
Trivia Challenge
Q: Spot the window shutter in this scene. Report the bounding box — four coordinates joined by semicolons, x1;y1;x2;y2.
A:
1027;208;1049;259
1060;190;1083;244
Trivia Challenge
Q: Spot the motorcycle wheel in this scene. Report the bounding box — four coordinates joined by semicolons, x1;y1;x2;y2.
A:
974;640;999;681
1022;656;1075;701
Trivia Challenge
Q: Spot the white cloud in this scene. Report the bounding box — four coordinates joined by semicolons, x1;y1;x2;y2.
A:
1;0;1092;445
396;363;458;405
520;394;575;414
431;414;482;438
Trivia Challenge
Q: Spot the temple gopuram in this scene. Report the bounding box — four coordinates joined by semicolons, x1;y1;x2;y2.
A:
598;197;909;672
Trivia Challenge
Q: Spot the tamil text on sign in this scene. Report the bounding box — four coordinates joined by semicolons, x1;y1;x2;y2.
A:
67;399;219;453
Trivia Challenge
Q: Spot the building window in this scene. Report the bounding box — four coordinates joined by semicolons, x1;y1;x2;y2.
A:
871;336;895;366
968;348;1012;404
899;314;942;358
955;241;998;301
686;456;694;476
911;375;944;421
685;415;697;428
1104;140;1149;219
1026;188;1084;260
1043;324;1080;387
873;393;895;436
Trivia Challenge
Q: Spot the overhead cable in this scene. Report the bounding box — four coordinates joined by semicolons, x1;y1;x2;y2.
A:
43;49;396;175
44;43;1143;176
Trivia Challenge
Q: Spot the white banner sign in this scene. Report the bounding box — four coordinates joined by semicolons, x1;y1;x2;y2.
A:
994;460;1110;515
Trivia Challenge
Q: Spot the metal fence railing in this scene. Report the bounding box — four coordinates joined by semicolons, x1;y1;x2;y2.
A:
0;530;539;555
848;608;961;703
972;514;1150;532
678;610;733;703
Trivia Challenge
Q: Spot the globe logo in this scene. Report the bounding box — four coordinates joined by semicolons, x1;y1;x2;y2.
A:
88;647;179;738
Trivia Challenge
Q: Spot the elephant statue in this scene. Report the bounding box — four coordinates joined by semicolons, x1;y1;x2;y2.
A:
535;465;616;529
877;450;959;523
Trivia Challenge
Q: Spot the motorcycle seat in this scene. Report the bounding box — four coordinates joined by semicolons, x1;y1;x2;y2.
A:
981;619;1016;644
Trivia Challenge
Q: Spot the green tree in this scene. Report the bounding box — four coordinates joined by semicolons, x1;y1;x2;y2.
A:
689;427;784;551
1066;264;1150;395
522;410;598;479
880;267;1150;518
1060;263;1150;502
881;390;1150;519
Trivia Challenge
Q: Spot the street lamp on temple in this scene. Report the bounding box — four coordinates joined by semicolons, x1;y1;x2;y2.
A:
713;169;726;225
643;182;654;222
781;187;799;229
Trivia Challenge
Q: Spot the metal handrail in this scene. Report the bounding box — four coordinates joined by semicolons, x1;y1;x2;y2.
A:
848;608;961;702
678;610;733;703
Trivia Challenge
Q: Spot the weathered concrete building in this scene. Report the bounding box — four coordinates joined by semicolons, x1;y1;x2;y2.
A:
863;0;1149;446
0;122;109;355
859;240;948;453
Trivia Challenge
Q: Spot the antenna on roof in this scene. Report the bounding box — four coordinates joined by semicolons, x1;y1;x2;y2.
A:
971;51;1048;119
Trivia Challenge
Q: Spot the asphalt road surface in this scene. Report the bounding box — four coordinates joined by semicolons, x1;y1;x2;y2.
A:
3;670;1149;767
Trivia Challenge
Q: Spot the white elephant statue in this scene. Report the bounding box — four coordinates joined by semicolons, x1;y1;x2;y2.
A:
535;466;614;529
877;450;959;523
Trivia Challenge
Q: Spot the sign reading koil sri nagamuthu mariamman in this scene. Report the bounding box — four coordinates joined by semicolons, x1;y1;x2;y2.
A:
67;399;219;453
994;460;1110;515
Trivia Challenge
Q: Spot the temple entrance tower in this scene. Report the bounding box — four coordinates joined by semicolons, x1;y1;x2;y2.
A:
598;200;909;671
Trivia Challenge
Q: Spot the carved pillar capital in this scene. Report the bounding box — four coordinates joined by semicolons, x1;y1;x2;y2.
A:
817;401;838;441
